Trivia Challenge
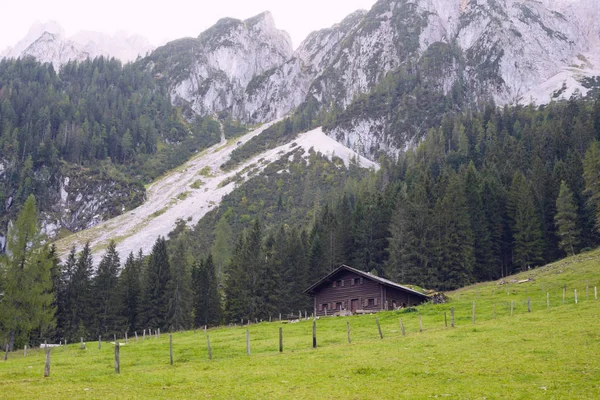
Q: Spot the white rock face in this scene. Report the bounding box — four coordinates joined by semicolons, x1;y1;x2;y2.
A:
157;12;293;119
293;0;600;159
2;20;155;70
237;10;368;123
216;0;598;131
137;0;600;131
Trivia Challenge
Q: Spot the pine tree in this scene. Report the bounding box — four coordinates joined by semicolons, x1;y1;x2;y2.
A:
69;242;94;340
261;232;284;320
463;163;495;281
139;237;171;330
509;173;543;270
118;252;141;333
210;215;233;282
91;241;121;337
433;174;475;290
387;174;434;287
224;237;250;323
583;140;600;232
57;247;77;341
224;220;264;322
192;255;222;327
0;195;55;349
167;240;193;331
333;194;354;265
280;228;310;314
554;181;580;256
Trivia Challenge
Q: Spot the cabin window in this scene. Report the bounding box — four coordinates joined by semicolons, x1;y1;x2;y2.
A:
352;278;361;285
336;302;343;310
335;279;343;287
368;298;375;307
322;303;328;311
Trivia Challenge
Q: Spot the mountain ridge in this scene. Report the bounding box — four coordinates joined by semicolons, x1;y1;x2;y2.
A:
1;20;155;70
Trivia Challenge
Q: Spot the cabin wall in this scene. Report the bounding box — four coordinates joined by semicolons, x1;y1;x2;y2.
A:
382;286;426;310
313;271;383;317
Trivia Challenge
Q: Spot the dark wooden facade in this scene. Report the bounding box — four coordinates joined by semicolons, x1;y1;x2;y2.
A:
304;265;428;317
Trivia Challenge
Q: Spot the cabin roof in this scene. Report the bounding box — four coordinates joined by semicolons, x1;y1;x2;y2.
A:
304;264;429;298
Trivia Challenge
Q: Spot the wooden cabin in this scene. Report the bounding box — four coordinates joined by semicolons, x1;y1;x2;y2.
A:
304;265;429;317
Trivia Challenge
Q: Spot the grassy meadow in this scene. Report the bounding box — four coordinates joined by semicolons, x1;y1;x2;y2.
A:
1;251;599;399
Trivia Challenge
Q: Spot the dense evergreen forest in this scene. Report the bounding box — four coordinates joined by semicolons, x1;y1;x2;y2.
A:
3;94;600;349
0;57;221;230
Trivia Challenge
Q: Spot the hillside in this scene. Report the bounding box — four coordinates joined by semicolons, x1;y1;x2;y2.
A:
0;250;598;399
53;123;377;263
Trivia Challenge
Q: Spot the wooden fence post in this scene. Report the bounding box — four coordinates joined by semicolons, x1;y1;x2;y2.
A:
80;337;85;350
400;318;406;336
547;292;550;308
4;343;8;361
376;317;383;339
207;335;212;360
279;313;282;322
246;330;251;355
24;345;27;358
346;322;351;344
114;342;120;374
158;328;161;339
279;328;283;352
169;334;173;365
528;298;531;313
125;332;128;344
444;312;447;327
575;289;578;304
472;302;476;324
143;330;146;340
419;315;423;333
135;331;138;341
98;336;101;350
44;347;51;377
586;281;589;300
511;301;514;316
450;307;455;328
312;319;317;348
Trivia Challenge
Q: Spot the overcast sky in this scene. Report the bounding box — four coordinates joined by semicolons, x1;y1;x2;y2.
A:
0;0;377;51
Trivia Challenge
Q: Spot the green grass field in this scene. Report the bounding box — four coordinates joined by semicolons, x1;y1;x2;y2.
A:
1;251;600;399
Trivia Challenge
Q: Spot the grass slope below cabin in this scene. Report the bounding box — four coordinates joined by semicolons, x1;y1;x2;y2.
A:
1;250;599;399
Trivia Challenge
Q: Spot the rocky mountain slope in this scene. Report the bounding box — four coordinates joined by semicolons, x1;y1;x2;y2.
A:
142;12;293;119
2;21;154;70
54;122;377;263
148;0;600;158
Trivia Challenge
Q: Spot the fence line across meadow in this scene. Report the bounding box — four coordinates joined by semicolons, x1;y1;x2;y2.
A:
2;282;598;377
